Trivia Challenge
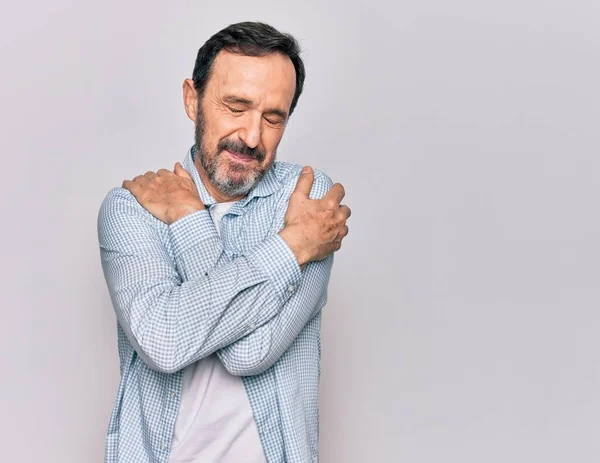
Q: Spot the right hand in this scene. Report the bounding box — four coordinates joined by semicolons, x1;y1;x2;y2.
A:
122;163;205;225
279;167;351;267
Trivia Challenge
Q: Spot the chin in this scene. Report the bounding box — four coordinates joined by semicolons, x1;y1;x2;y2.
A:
212;170;256;195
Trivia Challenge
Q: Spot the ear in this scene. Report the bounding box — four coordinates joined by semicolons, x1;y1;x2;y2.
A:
183;78;198;122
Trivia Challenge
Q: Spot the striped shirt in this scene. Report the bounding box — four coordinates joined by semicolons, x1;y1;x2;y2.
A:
97;147;334;462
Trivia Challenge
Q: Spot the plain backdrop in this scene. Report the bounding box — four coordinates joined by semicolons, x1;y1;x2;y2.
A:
1;1;599;462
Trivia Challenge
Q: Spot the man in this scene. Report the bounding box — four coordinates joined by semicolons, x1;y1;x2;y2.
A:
98;22;351;463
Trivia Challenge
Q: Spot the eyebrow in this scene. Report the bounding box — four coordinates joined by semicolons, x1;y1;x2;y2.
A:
222;95;288;120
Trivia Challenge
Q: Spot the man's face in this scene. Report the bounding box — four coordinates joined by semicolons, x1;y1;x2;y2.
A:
188;50;297;198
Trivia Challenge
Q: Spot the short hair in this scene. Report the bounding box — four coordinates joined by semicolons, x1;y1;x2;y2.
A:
192;22;306;116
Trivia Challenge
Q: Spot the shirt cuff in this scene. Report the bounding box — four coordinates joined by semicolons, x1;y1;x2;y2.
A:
168;209;218;259
247;233;302;302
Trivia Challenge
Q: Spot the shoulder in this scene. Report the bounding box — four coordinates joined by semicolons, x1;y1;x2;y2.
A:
98;187;150;222
270;161;334;200
97;187;158;244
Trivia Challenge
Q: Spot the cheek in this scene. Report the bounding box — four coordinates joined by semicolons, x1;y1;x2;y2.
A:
262;129;284;157
204;123;233;155
202;107;239;148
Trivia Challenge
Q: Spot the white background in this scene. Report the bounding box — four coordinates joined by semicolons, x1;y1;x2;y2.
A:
1;1;599;461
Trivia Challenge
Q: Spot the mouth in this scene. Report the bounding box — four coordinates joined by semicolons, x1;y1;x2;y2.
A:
225;150;258;163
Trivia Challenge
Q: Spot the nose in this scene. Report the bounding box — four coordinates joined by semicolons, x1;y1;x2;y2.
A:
237;112;262;149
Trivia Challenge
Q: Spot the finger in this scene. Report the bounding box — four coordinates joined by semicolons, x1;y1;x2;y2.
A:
323;183;345;205
339;205;352;219
338;224;349;239
122;180;140;196
292;166;315;198
157;168;173;177
174;162;192;180
144;171;157;180
130;175;149;192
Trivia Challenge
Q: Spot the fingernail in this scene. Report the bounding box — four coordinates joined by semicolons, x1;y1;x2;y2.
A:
302;166;311;174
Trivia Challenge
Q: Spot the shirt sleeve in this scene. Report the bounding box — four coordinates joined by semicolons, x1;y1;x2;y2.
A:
216;169;335;376
97;187;302;374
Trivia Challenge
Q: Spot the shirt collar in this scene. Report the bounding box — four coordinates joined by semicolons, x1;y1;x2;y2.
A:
183;145;281;207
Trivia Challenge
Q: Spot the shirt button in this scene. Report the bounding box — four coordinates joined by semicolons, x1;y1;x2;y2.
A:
170;390;177;398
161;443;168;451
287;285;296;293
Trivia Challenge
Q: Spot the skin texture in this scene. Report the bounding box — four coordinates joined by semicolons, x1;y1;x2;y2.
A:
185;51;295;202
123;50;351;267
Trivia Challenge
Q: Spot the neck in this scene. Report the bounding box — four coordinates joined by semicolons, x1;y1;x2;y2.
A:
193;157;245;203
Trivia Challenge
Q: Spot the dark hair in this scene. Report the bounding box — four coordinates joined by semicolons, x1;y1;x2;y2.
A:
192;22;305;116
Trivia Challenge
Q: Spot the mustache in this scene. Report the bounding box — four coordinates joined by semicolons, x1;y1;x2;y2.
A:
217;138;266;163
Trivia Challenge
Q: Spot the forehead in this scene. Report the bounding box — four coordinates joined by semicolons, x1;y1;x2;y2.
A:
207;50;296;110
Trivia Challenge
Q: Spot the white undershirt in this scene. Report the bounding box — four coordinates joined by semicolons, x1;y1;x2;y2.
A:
168;201;266;463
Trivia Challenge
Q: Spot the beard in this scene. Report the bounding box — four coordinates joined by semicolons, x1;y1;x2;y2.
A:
194;106;275;198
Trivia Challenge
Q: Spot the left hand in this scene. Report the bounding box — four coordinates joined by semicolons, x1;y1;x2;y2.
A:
122;162;205;224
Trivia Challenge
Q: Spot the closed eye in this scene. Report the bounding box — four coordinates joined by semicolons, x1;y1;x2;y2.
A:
265;117;284;126
226;105;245;114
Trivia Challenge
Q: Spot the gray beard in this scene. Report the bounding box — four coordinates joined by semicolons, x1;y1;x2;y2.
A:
194;113;272;198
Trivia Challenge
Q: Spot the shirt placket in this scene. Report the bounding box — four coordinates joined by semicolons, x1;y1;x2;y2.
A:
159;371;184;461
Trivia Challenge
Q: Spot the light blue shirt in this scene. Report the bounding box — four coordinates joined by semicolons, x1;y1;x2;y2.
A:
98;147;334;463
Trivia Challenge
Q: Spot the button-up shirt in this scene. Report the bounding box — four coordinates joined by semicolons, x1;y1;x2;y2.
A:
97;147;334;463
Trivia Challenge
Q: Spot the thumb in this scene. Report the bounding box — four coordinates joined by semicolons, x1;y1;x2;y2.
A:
292;166;314;199
174;162;192;180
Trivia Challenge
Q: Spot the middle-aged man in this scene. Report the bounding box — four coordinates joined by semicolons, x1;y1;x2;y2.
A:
98;22;351;463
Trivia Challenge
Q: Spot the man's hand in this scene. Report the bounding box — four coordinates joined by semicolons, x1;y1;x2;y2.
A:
122;163;205;224
279;167;351;267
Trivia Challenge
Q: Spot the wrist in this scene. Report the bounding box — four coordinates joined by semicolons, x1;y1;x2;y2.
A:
167;203;205;224
279;226;311;267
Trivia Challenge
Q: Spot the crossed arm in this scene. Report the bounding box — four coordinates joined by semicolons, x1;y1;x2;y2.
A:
98;170;334;376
